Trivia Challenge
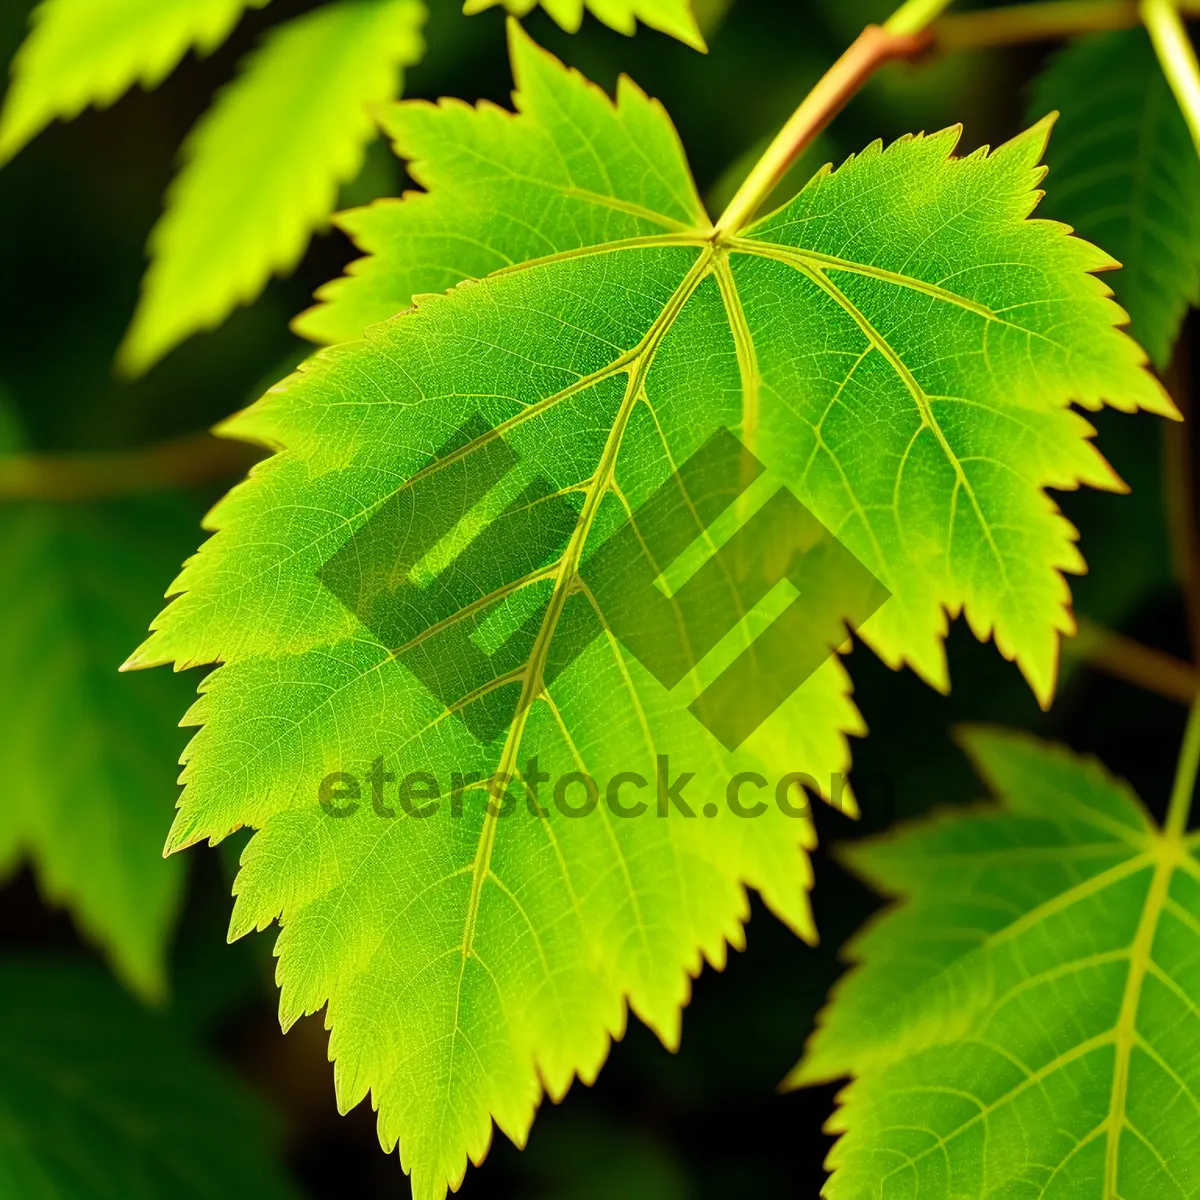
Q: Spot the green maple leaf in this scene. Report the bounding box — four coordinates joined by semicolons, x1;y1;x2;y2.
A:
462;0;704;49
0;958;300;1198
0;405;200;999
1031;28;1200;369
118;0;426;375
795;726;1200;1199
129;26;1171;1199
0;0;271;164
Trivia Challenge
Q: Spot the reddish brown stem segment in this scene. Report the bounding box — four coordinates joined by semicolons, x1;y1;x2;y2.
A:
0;432;261;502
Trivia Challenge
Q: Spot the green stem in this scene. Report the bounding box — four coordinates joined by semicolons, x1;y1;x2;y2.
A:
1143;0;1200;156
675;0;1200;232
714;11;941;236
1166;692;1200;838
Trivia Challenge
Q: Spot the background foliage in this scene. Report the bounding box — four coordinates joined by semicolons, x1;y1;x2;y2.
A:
0;0;1195;1196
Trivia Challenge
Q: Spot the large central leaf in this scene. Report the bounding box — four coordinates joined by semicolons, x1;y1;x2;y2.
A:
130;24;1171;1200
464;0;705;49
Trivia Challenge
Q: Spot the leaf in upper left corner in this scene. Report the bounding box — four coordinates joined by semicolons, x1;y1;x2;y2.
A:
463;0;706;50
117;0;426;377
0;0;271;165
793;727;1200;1199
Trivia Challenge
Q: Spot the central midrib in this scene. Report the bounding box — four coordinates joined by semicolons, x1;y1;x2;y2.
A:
455;243;718;959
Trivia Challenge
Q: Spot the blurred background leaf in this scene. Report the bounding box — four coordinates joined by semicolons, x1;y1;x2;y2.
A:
464;0;706;50
0;394;204;998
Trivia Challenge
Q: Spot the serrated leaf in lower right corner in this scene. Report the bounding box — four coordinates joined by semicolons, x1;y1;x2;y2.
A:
0;957;301;1198
793;726;1200;1198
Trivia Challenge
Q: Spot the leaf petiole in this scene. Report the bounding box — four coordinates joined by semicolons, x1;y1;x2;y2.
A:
886;0;960;34
716;0;1200;241
1166;691;1200;837
936;0;1200;51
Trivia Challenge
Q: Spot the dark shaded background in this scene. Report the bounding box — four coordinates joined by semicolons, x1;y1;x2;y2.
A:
0;0;1193;1194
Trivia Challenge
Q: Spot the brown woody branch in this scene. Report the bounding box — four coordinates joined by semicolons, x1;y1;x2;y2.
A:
0;432;261;502
934;0;1200;52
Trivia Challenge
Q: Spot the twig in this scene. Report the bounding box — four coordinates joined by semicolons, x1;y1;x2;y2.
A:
1068;618;1200;702
710;0;1200;235
0;432;261;501
934;0;1200;51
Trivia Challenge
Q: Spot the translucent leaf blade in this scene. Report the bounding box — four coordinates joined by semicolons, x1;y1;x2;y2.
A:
294;24;708;345
1031;28;1200;369
739;122;1172;700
